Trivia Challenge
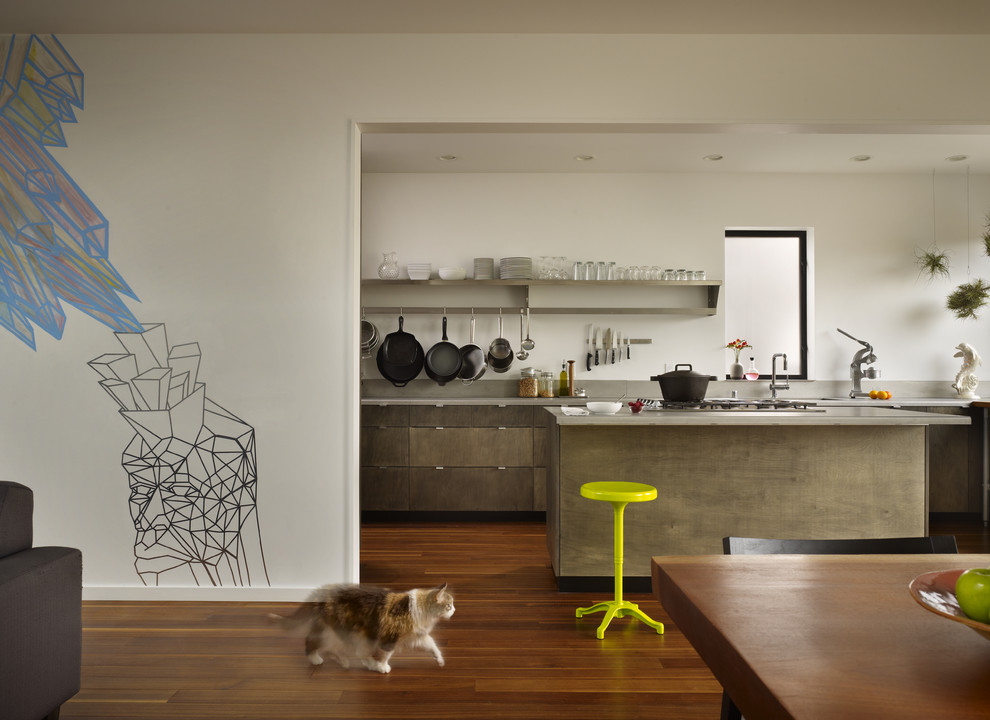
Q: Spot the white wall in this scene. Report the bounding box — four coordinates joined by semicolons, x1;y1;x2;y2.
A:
363;171;990;382
3;33;990;598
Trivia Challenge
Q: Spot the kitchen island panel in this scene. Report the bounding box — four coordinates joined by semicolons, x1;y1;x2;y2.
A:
553;424;927;581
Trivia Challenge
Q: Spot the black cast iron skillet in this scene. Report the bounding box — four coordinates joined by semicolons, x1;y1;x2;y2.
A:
424;314;462;386
376;315;425;387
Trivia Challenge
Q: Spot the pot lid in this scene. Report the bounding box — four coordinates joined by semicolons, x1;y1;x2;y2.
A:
651;363;716;380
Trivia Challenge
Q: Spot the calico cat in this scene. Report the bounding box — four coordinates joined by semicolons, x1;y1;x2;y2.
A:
270;583;454;674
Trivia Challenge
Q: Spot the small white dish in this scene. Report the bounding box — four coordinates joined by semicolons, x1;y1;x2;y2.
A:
586;401;622;414
407;263;432;280
439;267;466;280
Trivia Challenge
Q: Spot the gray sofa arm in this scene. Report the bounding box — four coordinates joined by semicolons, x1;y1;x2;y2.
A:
0;544;82;720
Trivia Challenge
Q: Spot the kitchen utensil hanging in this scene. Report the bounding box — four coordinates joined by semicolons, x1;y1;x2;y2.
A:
457;310;487;384
487;309;514;373
424;311;462;386
376;313;425;387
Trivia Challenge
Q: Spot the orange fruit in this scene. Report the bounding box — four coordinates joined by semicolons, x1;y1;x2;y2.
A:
878;390;890;400
869;390;879;399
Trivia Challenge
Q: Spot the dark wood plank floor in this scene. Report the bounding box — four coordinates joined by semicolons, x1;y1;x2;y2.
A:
63;516;989;719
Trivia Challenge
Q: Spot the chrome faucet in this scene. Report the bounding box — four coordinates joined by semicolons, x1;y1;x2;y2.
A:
837;328;878;398
770;353;789;399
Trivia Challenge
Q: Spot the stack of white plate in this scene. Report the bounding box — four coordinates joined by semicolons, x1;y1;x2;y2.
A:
474;257;495;279
499;256;533;280
407;263;432;280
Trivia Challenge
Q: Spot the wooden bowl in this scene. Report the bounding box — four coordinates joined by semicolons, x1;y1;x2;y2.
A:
909;569;990;641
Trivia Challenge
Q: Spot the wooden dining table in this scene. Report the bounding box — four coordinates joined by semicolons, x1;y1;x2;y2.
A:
652;554;990;720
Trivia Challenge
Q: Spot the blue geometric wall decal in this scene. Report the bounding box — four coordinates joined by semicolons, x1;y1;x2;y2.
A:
0;34;141;350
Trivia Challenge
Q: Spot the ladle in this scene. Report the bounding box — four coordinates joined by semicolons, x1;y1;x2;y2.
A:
521;307;535;352
516;309;529;361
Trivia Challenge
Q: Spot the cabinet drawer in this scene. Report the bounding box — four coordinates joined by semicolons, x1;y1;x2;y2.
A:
360;427;409;466
409;427;533;467
409;467;534;511
408;404;474;427
360;467;409;511
361;404;409;427
471;405;534;427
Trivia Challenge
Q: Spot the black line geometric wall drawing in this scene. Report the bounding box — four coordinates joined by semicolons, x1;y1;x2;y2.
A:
90;323;270;587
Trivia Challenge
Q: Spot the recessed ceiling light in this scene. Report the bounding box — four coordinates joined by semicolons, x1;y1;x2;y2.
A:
574;154;595;162
946;154;969;162
702;154;723;162
850;155;872;162
437;154;458;161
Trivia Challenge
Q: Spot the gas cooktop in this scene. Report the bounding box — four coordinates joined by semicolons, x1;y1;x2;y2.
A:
636;398;822;411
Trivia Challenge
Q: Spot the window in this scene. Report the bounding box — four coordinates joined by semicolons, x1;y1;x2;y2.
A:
724;229;809;379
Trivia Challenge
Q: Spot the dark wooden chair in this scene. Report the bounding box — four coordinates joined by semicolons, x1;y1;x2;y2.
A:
718;534;958;720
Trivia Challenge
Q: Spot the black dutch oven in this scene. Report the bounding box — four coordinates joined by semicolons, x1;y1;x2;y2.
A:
650;363;716;402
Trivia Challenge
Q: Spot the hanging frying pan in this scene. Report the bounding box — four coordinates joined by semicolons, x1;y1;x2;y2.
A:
376;315;424;387
424;314;462;386
458;312;487;383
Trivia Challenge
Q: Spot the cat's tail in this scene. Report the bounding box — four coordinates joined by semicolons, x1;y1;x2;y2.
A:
267;602;318;632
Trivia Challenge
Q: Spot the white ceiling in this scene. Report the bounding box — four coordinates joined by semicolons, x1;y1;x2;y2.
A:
361;124;990;174
6;0;990;34
11;2;990;174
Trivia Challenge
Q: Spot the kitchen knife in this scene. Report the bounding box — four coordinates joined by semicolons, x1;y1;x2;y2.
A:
604;328;612;365
617;331;622;363
626;336;631;360
586;324;594;372
593;326;600;366
610;329;616;363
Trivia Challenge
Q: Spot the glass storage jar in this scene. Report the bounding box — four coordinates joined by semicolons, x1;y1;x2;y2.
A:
518;368;538;398
539;371;555;398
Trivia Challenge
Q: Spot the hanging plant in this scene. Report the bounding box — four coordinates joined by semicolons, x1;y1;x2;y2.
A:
946;278;990;319
983;213;990;257
916;247;950;279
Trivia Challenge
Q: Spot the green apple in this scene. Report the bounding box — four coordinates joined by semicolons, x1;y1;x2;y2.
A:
955;568;990;623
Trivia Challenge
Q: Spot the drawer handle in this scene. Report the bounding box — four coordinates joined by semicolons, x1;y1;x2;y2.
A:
498;426;507;430
435;426;444;430
435;466;444;470
498;466;507;470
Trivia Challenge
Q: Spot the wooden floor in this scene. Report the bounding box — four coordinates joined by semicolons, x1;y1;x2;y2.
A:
63;516;990;720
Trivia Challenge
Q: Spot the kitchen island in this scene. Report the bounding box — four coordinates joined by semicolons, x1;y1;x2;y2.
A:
543;405;970;591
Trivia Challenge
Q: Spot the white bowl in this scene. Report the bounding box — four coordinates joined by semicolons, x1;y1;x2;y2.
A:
586;401;622;414
439;267;466;280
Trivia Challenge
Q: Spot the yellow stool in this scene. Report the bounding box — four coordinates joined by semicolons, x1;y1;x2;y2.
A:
575;481;665;639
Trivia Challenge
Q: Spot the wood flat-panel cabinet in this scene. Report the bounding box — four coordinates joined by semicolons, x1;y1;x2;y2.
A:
409;467;534;511
361;405;411;511
409;427;533;467
360;403;545;514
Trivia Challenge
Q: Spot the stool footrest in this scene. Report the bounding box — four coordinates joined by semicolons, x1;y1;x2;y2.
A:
575;600;665;640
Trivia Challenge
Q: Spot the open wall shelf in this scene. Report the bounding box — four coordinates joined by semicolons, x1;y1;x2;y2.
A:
360;279;721;316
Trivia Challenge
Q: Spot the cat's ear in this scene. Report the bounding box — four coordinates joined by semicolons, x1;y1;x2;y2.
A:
435;582;448;598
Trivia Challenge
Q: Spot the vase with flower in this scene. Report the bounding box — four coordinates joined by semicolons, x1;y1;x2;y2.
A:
726;338;752;380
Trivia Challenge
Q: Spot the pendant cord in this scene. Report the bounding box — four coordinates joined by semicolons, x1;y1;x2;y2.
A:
932;168;937;249
967;165;972;277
